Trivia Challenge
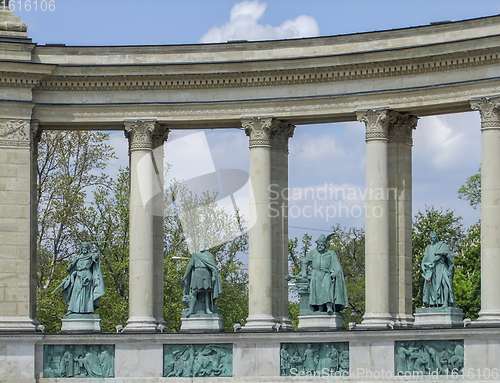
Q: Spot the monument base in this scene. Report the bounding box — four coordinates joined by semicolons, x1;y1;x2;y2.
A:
61;313;101;333
180;314;224;332
297;313;344;330
413;307;464;328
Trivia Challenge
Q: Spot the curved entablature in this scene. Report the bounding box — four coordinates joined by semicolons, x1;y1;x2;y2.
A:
2;14;500;128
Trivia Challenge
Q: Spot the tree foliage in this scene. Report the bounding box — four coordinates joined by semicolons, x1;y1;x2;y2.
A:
37;130;116;291
453;222;481;319
458;168;481;209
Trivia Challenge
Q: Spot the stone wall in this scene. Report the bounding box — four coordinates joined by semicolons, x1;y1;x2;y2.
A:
1;328;499;382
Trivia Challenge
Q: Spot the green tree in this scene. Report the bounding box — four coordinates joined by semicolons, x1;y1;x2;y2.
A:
458;168;481;209
454;222;481;319
412;207;463;311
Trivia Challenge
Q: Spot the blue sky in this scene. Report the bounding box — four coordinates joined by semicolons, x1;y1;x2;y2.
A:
19;0;500;242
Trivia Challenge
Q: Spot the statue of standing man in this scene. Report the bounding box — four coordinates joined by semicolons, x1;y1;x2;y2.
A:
57;241;105;315
301;234;348;314
421;231;456;308
180;239;222;317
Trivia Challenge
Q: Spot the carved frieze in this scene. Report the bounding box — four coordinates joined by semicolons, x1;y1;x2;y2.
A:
280;342;349;377
395;340;464;376
43;344;114;378
163;344;232;377
0;119;30;148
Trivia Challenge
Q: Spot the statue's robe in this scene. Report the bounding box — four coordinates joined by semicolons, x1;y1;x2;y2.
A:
303;248;349;310
62;251;105;314
421;241;456;307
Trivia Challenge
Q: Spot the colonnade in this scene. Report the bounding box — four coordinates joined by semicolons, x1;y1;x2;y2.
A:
3;102;500;332
114;99;500;332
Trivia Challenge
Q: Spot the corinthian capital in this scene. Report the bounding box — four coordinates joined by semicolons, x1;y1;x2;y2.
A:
470;97;500;131
356;109;390;141
387;111;418;145
242;117;279;148
272;122;295;152
124;120;159;151
152;125;169;150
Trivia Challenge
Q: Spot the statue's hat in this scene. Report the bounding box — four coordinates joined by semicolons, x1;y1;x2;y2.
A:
315;234;327;244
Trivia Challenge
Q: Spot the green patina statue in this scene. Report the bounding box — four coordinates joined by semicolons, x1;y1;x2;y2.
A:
300;234;349;314
54;240;105;315
180;239;222;317
421;232;456;308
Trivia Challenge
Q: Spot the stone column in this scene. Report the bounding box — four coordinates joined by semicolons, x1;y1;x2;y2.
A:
152;127;169;328
0;118;37;331
470;97;500;324
387;111;417;327
241;117;278;331
356;109;392;328
124;120;163;332
270;122;295;330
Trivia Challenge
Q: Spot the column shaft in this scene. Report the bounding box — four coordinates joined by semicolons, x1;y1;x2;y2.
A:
471;98;500;323
152;127;169;327
124;120;161;332
387;112;417;327
242;117;277;331
271;122;295;330
357;110;392;328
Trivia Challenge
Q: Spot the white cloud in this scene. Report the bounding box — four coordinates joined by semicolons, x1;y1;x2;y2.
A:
199;1;319;43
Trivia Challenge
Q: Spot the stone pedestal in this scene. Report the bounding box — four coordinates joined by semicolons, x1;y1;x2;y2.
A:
298;314;344;331
180;314;224;332
413;307;464;328
61;313;101;333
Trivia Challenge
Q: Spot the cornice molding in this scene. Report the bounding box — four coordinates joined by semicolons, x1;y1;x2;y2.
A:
32;47;500;93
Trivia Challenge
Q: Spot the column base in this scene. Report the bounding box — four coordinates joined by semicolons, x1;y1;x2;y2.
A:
0;316;37;332
123;316;158;333
274;316;294;331
357;313;393;330
241;315;276;332
395;313;415;328
471;310;500;327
